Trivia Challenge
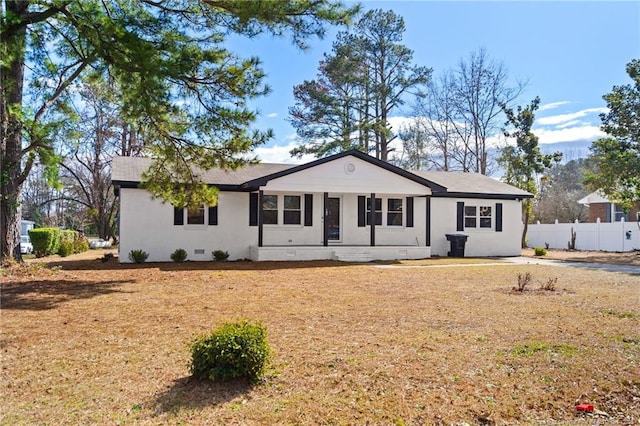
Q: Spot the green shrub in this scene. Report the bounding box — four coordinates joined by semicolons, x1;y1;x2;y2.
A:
190;319;271;383
29;228;61;258
58;230;76;257
74;233;90;253
212;249;229;261
171;248;188;262
128;249;149;263
534;247;547;256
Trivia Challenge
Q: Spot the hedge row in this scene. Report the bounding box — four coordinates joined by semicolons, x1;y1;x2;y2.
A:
28;228;89;258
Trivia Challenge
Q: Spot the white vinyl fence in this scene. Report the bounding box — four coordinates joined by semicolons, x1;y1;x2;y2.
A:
527;219;640;252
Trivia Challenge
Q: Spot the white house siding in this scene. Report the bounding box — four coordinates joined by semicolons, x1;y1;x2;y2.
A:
118;189;257;262
261;193;427;247
263;155;431;196
430;197;523;257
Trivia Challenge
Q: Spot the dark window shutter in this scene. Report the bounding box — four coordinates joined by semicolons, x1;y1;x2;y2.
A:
357;196;366;227
208;206;218;226
249;193;258;226
406;197;414;228
456;202;464;231
495;203;503;232
174;206;184;226
304;194;313;226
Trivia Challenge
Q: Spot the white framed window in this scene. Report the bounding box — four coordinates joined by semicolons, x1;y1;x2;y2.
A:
465;205;492;229
187;205;205;225
263;195;278;225
283;195;301;225
364;197;405;227
479;206;492;228
464;206;477;228
613;204;628;222
387;198;403;226
366;197;382;226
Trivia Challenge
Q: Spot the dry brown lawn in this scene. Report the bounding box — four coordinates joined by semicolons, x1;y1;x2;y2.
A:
1;250;639;425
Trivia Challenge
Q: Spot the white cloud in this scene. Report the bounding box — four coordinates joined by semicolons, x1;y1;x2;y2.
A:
534;125;604;144
537;107;607;126
253;141;314;164
538;101;570;111
556;119;581;129
266;112;278;118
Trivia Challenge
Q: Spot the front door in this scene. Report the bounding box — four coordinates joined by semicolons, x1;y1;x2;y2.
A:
327;197;341;241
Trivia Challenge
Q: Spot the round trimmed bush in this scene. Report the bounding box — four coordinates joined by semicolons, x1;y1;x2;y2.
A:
190;320;271;382
170;248;188;262
534;247;547;256
128;249;149;263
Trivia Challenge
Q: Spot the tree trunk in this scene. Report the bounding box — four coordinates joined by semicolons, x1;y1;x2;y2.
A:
1;1;28;263
521;201;531;249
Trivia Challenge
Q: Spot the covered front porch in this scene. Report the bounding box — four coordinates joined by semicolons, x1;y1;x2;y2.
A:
249;245;431;262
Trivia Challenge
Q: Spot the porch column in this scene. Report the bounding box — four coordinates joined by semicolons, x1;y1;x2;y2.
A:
425;195;431;246
323;192;329;246
258;190;264;247
370;192;376;247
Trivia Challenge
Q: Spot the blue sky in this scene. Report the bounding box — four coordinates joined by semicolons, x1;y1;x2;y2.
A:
229;1;640;163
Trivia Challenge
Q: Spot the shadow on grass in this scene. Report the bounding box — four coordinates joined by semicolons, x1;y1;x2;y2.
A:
153;375;253;415
0;279;132;310
41;257;357;272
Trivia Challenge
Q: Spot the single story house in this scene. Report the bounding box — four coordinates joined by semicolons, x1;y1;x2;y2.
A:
112;150;532;262
578;191;640;223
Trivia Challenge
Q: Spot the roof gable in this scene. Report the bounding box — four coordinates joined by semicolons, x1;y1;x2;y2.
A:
241;150;446;193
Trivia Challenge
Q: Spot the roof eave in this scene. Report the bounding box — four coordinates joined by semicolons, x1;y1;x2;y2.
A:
432;192;533;200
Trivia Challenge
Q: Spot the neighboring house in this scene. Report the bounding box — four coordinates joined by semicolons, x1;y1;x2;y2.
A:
112;150;532;262
20;220;35;236
578;191;640;223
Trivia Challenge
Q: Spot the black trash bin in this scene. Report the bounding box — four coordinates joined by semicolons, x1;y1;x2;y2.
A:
445;233;468;257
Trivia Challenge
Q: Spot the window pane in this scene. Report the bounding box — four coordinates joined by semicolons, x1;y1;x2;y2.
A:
388;213;403;226
388;198;402;212
387;198;403;226
187;205;205;224
465;217;476;228
284;211;301;225
480;218;492;228
263;195;277;210
263;210;278;225
480;206;492;217
284;195;300;210
465;206;476;216
366;198;382;225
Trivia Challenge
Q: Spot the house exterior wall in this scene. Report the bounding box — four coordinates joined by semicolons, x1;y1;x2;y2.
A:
263;156;431;196
118;188;258;262
587;201;640;223
430;197;523;257
588;203;608;223
119;189;430;262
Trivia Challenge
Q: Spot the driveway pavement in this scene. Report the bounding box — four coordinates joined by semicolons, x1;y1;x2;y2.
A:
372;256;640;276
500;256;640;275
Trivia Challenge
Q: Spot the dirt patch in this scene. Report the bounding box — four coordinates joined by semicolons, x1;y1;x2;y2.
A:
1;251;639;425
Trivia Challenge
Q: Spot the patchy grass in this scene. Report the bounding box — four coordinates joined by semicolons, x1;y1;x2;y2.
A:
1;253;639;425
